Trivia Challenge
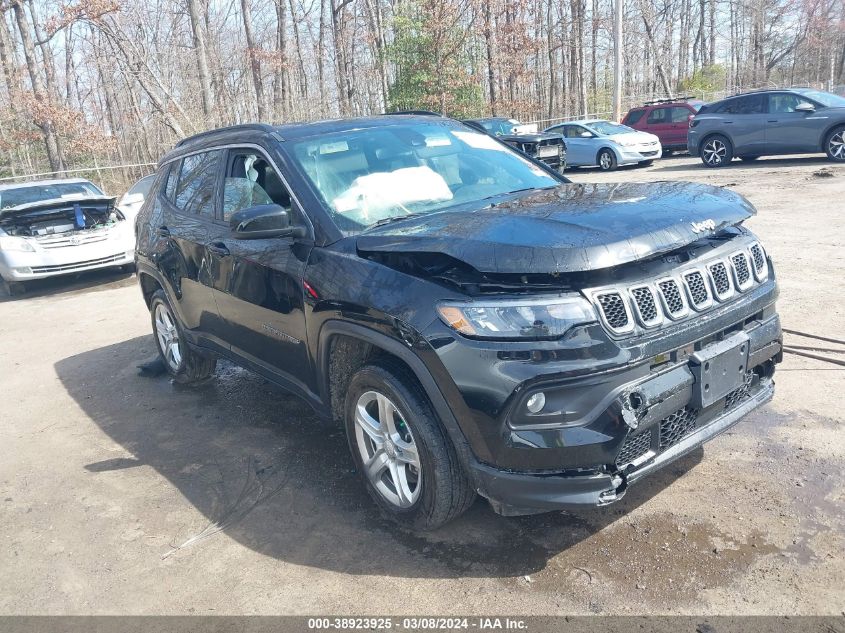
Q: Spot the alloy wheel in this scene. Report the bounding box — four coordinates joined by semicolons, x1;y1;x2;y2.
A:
703;139;727;166
829;131;845;160
154;302;182;371
354;390;422;508
599;152;612;170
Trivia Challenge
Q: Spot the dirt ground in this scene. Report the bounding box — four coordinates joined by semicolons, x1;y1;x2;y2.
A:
0;154;842;616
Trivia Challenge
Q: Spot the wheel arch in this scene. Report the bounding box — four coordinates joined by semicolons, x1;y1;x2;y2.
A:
820;121;845;152
595;146;616;165
317;320;477;474
138;270;163;308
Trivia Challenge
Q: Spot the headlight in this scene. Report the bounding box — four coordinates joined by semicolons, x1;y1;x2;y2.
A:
617;138;637;148
437;295;596;339
0;236;35;252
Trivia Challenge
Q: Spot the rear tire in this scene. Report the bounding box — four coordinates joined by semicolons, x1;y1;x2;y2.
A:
597;148;618;171
149;289;216;383
825;125;845;162
345;361;476;530
700;135;733;168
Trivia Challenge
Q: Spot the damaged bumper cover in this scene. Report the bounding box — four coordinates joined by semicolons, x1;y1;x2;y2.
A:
475;378;774;516
467;311;781;516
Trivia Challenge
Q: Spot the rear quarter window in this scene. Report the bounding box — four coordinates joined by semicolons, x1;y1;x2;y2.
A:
625;109;646;125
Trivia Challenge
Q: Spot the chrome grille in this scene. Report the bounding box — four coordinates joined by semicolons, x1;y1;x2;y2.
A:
659;407;698;448
657;279;686;317
749;243;767;281
36;230;111;249
616;430;653;468
587;239;768;337
683;270;711;309
708;261;732;299
630;285;660;326
730;252;752;290
596;292;630;331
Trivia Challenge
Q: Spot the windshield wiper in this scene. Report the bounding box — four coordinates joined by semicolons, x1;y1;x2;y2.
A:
367;212;430;228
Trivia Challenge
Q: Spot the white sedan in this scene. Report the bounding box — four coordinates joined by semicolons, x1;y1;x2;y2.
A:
0;178;135;295
544;119;662;171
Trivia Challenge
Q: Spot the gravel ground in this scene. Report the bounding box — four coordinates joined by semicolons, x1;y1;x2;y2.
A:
0;154;842;615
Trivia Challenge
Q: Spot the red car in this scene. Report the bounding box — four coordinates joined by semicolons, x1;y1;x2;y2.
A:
622;98;706;154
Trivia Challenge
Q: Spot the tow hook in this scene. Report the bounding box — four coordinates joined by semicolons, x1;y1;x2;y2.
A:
598;474;627;505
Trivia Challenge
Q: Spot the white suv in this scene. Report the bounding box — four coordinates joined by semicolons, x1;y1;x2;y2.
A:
0;178;136;295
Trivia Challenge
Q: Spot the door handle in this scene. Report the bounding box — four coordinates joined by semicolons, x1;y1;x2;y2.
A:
207;242;230;256
156;225;170;237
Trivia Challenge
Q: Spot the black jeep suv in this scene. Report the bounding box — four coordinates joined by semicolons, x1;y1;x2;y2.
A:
135;115;782;529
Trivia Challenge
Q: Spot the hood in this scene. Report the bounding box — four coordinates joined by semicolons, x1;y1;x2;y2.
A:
606;131;658;144
356;182;755;274
501;132;564;143
0;195;116;217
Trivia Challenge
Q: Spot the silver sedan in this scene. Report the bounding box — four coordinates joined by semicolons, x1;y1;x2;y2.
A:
544;119;662;171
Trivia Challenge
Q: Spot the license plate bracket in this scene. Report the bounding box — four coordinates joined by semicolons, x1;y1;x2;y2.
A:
689;332;750;408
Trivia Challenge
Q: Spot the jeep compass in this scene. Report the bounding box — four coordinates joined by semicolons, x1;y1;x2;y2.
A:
135;116;782;529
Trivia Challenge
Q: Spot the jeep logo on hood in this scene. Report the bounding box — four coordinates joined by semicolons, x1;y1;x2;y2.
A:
691;219;717;233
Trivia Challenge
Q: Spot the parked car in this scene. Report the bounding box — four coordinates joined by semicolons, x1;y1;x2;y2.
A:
117;174;156;221
543;119;661;170
622;97;706;154
135;116;781;529
462;117;567;171
0;178;135;295
688;88;845;167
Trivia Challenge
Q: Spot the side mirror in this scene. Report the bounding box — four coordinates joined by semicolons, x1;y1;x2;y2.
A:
580;131;593;138
230;204;305;239
795;102;815;113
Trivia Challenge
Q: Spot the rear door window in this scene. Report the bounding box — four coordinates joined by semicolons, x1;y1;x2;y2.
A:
173;150;223;218
646;107;670;124
670;106;692;122
717;95;764;114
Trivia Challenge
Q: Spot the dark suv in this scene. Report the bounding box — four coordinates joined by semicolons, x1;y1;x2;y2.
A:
135;116;782;529
622;98;705;154
689;88;845;167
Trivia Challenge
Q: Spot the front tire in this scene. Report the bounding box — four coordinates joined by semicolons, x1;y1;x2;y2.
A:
700;135;733;167
597;148;618;171
149;289;216;383
825;125;845;162
638;160;654;167
345;361;475;530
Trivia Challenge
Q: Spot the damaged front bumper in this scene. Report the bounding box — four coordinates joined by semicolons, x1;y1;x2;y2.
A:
474;378;774;516
467;311;781;516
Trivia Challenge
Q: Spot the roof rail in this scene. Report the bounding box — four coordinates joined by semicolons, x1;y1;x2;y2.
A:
175;123;277;147
643;95;698;105
381;110;445;117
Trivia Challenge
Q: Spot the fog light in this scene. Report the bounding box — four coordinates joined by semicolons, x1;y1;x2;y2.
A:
13;267;31;274
526;392;545;413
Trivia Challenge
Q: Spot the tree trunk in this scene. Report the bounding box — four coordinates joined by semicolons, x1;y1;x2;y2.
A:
483;0;497;114
10;0;64;172
187;0;214;121
240;0;266;121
